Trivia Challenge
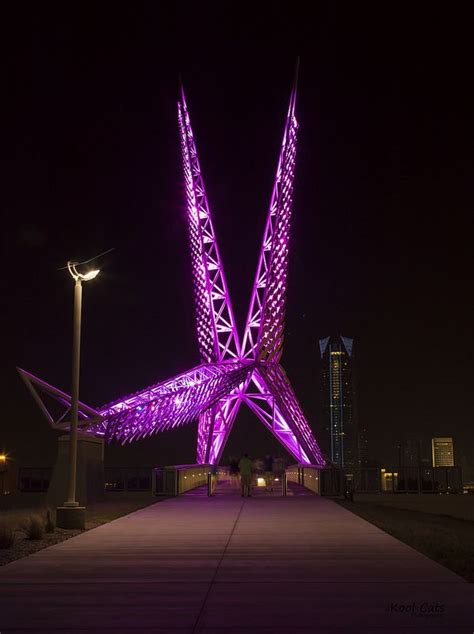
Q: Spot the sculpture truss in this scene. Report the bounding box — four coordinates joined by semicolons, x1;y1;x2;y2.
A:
18;73;325;467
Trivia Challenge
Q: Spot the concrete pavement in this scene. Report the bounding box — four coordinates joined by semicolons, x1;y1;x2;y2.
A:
0;493;473;632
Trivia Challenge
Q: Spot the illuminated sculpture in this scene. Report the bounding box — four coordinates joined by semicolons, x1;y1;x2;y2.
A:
18;73;325;466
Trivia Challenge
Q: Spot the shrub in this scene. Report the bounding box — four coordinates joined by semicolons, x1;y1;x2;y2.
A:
45;509;55;533
0;524;16;549
24;515;44;540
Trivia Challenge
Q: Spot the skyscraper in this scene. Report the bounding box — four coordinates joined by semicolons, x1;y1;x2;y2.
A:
358;425;369;466
397;439;422;468
319;335;358;469
432;437;455;467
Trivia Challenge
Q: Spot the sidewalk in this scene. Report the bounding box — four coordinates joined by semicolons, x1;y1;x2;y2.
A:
0;494;472;632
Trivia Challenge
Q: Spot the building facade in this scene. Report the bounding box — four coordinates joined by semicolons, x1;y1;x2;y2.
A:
432;437;455;467
319;335;358;469
397;439;422;468
358;425;369;467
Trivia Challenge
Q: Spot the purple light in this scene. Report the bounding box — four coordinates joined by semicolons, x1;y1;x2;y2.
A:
89;361;254;444
19;72;325;467
177;74;324;466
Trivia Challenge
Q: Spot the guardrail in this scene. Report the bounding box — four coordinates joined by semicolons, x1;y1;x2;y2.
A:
105;468;153;492
286;465;322;494
18;468;52;492
287;465;463;496
153;464;211;496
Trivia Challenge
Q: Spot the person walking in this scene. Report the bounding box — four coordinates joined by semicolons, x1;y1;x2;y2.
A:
344;478;354;502
239;453;253;497
209;463;218;496
347;479;354;502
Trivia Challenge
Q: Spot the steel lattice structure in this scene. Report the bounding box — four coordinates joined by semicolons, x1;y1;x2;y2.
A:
18;73;325;467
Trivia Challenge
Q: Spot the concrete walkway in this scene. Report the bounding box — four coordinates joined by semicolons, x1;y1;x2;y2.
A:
0;494;473;632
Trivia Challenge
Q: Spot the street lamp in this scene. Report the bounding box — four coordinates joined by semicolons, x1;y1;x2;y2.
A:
63;262;99;510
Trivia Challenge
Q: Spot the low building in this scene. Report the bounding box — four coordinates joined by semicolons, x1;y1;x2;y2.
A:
380;468;399;492
432;437;455;467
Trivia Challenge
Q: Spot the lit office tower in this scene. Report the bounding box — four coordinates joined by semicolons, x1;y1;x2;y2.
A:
319;336;357;468
432;437;455;467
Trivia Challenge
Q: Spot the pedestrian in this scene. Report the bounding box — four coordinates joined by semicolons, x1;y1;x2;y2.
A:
345;479;354;502
239;453;253;497
264;453;274;491
209;463;218;495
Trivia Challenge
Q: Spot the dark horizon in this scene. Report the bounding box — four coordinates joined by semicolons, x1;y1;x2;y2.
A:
2;5;473;477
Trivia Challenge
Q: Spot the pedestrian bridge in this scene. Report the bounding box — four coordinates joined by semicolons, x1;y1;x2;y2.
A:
153;463;338;497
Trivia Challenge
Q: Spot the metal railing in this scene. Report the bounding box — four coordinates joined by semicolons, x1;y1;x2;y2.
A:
286;465;322;494
104;468;153;492
287;465;463;496
18;468;52;492
153;464;211;496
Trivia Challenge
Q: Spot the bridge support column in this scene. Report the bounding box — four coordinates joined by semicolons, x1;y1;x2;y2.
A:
47;434;104;511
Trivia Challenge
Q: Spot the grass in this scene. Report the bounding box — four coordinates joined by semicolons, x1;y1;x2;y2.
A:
336;497;474;582
44;509;55;533
344;492;474;521
23;515;44;540
0;492;160;567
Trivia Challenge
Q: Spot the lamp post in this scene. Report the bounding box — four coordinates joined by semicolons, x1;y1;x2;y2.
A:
56;263;99;528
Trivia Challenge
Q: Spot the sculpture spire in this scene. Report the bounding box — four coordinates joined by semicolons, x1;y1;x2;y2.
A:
241;75;299;362
178;84;241;363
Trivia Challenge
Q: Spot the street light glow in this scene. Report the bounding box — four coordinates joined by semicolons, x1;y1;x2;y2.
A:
67;262;100;282
81;269;100;281
0;454;6;463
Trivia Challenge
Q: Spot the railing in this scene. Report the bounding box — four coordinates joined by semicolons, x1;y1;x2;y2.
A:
153;464;211;496
287;465;463;496
379;466;463;494
105;468;153;492
206;467;230;496
18;468;52;492
286;465;322;494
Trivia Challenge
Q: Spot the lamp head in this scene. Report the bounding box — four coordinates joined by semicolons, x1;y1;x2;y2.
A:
81;269;100;281
67;262;100;282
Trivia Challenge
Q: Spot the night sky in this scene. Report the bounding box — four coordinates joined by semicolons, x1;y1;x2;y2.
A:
2;5;473;477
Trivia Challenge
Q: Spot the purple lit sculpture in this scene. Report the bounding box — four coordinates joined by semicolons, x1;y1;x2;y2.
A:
18;73;325;467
